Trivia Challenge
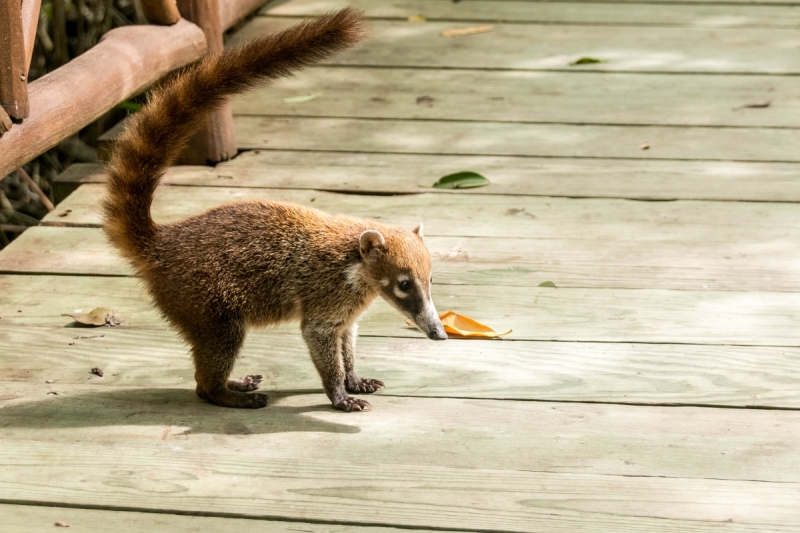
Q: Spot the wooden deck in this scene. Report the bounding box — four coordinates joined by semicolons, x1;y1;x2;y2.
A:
3;0;800;530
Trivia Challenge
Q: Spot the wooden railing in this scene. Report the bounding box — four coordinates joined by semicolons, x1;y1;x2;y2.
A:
0;0;268;180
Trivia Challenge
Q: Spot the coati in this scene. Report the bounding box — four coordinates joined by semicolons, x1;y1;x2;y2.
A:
102;8;447;412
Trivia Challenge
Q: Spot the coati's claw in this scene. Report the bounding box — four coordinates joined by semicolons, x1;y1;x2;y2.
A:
346;377;385;394
242;392;269;409
334;397;372;412
228;374;264;392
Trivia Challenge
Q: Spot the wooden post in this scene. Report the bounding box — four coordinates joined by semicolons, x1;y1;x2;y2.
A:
176;0;237;164
139;0;181;26
0;0;31;120
20;0;42;73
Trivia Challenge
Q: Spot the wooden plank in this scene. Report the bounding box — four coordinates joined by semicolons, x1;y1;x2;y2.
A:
40;184;800;243
3;274;800;346
220;0;275;30
0;0;30;119
0;20;207;180
4;325;800;407
2;381;800;483
231;67;800;128
5;226;800;293
1;503;438;533
1;438;798;531
263;0;800;27
52;153;800;202
233;116;800;162
235;17;800;74
177;0;238;163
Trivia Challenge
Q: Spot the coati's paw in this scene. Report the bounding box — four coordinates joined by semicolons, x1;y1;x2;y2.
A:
333;397;372;412
198;387;269;409
228;374;264;392
345;376;385;394
236;392;269;409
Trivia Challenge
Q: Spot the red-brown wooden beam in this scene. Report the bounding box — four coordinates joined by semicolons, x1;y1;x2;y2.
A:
0;20;207;179
176;0;237;164
0;0;31;120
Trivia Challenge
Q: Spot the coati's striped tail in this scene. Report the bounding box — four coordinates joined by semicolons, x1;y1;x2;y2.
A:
102;8;367;273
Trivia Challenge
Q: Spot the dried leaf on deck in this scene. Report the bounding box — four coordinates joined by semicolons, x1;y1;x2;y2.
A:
62;307;122;327
282;92;323;104
441;24;494;37
408;311;512;338
570;57;603;66
433;171;490;190
733;101;771;110
91;367;104;377
538;281;557;288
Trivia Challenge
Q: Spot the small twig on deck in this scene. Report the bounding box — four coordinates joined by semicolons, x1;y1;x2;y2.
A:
16;167;55;211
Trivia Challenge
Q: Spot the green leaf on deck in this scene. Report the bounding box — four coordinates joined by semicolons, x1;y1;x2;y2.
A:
538;281;557;288
433;171;490;189
282;93;323;104
570;57;603;66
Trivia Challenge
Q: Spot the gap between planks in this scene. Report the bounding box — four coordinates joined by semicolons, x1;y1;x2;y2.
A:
1;503;454;533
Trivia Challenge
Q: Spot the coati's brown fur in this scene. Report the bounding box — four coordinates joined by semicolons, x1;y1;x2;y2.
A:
102;8;447;412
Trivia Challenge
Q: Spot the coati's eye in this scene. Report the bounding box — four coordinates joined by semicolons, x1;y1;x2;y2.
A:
399;280;412;292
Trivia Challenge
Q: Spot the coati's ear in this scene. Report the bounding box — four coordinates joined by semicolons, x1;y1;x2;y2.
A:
412;223;424;240
359;230;385;261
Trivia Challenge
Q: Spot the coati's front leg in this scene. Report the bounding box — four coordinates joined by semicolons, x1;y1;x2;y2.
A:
185;316;268;409
302;321;371;412
342;324;385;394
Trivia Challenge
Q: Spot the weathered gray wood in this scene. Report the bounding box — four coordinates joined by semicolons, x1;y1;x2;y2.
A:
3;274;800;346
3;381;800;483
4;325;800;408
235;17;800;74
231;67;800;128
1;504;440;533
233;116;800;162
263;0;800;27
5;226;800;293
40;184;800;244
54;154;800;202
1;438;798;531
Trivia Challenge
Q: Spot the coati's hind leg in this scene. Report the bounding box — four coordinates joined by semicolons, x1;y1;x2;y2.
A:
341;324;385;394
303;321;371;412
184;316;268;409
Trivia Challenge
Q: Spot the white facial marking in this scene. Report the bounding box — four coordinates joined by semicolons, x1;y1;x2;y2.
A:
393;286;409;299
380;278;390;287
345;263;366;289
397;274;410;282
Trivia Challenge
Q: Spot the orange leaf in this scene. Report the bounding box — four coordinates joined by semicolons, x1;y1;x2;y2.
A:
407;310;512;338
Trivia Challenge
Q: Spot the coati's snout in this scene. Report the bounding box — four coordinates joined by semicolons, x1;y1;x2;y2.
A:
359;226;447;341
